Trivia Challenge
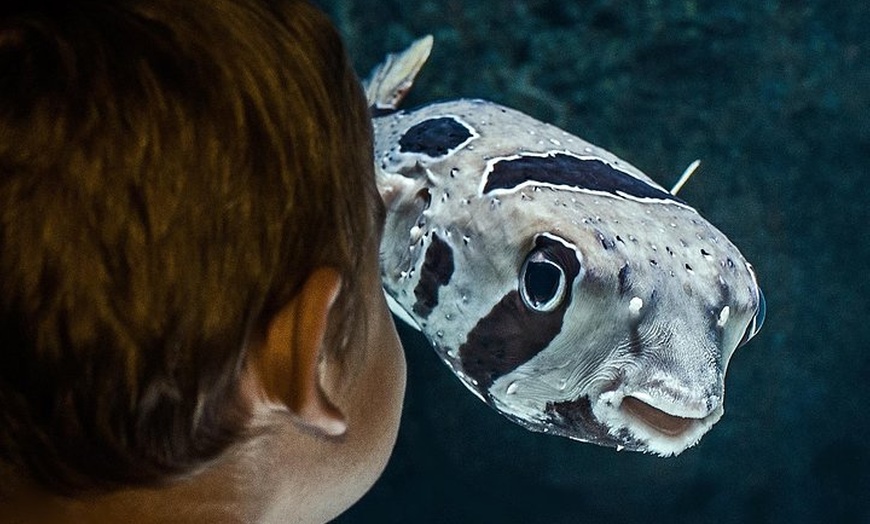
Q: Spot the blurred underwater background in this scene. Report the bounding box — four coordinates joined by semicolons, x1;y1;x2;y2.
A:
313;1;870;522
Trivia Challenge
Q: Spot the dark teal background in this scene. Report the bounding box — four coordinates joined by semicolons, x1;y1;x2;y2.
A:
315;1;870;522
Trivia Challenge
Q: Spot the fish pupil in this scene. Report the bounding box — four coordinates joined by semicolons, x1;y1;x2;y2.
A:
525;261;562;307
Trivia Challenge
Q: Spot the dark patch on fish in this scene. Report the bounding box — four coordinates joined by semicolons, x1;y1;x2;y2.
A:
618;264;631;295
412;233;454;317
399;117;472;157
483;153;683;203
546;396;624;447
459;236;581;389
628;325;644;354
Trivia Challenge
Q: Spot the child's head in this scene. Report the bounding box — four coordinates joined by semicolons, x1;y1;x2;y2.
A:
0;0;405;520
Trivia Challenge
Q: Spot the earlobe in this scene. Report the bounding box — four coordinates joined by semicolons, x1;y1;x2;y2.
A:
253;267;347;437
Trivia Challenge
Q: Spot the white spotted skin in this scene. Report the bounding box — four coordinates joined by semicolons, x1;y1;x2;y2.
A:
375;99;764;456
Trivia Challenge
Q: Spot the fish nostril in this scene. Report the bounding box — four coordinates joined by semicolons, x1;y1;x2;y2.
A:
620;396;695;437
415;187;432;210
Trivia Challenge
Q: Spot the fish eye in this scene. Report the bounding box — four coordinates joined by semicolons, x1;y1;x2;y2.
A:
738;289;766;347
520;249;568;313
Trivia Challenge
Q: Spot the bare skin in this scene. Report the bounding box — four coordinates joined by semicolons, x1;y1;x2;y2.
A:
1;253;407;524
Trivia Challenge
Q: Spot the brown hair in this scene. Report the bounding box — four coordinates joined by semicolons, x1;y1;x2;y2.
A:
0;0;379;492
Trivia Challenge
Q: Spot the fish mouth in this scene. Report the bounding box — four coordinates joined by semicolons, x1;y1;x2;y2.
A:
488;367;725;456
620;395;697;437
592;383;724;456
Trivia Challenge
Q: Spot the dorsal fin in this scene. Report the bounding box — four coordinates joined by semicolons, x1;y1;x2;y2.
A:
364;35;433;113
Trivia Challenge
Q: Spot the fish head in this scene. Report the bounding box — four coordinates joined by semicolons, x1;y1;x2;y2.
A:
375;100;764;455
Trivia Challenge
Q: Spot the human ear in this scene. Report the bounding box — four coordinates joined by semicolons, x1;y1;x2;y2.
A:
252;267;347;437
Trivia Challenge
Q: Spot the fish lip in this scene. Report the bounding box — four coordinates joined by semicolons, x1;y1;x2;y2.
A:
623;385;718;420
620;395;704;437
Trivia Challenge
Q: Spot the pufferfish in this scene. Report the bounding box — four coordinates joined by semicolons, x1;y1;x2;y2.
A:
367;36;765;456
